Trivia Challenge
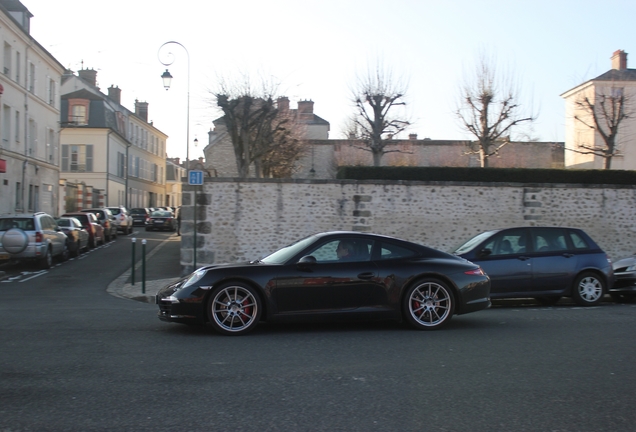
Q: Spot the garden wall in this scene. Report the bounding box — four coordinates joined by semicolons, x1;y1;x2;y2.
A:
178;179;636;274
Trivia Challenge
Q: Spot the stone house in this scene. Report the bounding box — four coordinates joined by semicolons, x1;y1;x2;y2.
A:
203;98;563;179
561;50;636;169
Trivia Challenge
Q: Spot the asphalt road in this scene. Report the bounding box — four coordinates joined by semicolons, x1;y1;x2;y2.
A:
1;231;636;431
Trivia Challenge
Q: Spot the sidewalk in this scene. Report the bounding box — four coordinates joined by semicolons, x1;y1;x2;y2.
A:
107;233;184;304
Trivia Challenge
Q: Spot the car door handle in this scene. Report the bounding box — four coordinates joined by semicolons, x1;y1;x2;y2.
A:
517;256;531;261
357;272;375;280
563;253;574;258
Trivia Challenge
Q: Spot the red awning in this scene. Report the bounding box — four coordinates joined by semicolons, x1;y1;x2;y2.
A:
0;158;5;173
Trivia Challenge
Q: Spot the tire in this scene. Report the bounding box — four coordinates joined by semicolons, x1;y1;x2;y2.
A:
39;247;53;269
572;272;605;306
207;282;262;335
59;244;70;262
535;296;561;306
71;241;80;258
403;278;455;330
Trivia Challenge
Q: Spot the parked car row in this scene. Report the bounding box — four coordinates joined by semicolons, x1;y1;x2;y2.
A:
157;226;629;336
0;208;142;270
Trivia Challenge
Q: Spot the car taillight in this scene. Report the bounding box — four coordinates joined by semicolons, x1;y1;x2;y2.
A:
464;268;485;276
35;231;43;243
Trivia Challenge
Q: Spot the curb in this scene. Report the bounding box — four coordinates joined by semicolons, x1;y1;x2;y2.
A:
106;236;181;303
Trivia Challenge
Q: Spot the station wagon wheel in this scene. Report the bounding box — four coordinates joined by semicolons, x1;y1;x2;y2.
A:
572;272;605;306
207;283;262;335
403;279;455;330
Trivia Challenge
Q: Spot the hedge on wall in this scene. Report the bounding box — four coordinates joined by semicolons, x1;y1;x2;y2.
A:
336;166;636;185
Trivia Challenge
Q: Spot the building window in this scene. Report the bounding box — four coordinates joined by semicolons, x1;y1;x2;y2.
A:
28;62;35;93
15;182;22;211
15;51;20;83
47;128;55;163
27;184;34;212
48;78;56;105
3;42;11;76
2;105;10;145
28;119;37;156
61;144;93;172
68;98;89;125
15;111;20;143
117;152;125;178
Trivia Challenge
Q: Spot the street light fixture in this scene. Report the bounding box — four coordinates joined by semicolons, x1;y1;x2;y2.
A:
161;69;173;90
158;41;190;169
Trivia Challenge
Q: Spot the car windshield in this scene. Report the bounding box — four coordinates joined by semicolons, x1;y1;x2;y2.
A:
151;211;171;217
57;219;72;227
260;235;318;265
109;208;121;215
131;209;146;214
452;230;498;255
0;218;34;231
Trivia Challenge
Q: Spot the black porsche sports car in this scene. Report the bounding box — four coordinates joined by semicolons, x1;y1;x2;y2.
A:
156;231;491;335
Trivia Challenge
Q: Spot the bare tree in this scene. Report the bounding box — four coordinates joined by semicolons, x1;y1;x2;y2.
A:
456;53;536;167
214;77;305;178
349;63;410;166
571;86;631;169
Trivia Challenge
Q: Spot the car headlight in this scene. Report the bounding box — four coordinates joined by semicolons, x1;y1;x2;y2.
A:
182;268;207;289
626;264;636;272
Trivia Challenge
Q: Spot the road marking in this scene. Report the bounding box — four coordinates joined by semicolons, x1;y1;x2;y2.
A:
19;270;48;282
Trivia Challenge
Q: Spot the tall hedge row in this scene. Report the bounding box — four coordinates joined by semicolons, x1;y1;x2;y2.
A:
336;166;636;185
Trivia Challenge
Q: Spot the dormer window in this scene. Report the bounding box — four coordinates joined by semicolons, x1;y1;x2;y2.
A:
68;98;89;125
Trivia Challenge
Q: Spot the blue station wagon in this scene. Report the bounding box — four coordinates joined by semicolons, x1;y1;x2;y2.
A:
453;227;614;306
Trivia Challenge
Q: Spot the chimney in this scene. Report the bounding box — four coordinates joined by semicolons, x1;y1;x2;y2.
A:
135;99;149;122
107;85;121;104
409;133;418;140
297;100;314;114
611;50;628;70
277;96;290;111
78;68;98;87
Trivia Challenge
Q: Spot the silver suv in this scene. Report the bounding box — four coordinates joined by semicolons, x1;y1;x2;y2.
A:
107;206;133;235
0;212;69;269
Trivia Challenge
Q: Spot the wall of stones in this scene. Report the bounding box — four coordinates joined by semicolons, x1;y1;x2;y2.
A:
179;179;635;274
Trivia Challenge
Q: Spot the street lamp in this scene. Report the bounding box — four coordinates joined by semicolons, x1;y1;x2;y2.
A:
158;41;190;170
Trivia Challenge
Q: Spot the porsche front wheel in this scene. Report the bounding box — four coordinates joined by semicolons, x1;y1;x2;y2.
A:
207;283;262;335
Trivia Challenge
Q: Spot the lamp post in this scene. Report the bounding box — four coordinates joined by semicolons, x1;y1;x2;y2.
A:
158;41;191;170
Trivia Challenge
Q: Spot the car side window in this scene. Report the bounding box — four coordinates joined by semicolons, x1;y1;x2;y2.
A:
377;242;416;260
484;230;527;256
307;238;372;263
569;231;589;249
533;228;568;253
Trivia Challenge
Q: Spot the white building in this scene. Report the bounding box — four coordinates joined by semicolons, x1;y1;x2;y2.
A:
0;0;65;215
59;69;169;211
561;50;636;169
166;157;186;208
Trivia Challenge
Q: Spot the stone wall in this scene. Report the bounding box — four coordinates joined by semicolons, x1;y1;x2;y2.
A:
179;179;636;274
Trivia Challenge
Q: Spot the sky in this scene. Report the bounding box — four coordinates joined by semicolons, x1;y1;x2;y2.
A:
23;0;636;162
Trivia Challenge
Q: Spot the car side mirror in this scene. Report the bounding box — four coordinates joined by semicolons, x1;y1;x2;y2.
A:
296;255;317;269
478;248;492;258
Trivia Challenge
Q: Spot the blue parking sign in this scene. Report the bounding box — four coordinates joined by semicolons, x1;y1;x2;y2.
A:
188;170;204;185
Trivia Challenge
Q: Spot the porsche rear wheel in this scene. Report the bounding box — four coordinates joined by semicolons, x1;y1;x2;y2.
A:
207;282;262;335
404;279;455;330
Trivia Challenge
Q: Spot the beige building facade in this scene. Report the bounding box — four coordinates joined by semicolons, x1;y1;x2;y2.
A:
59;69;169;212
562;50;636;169
0;0;65;215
